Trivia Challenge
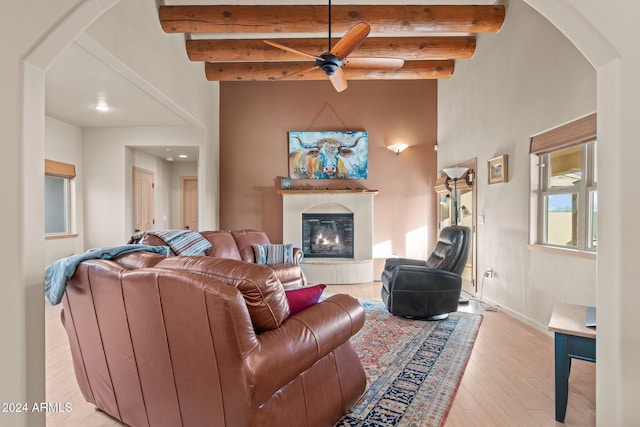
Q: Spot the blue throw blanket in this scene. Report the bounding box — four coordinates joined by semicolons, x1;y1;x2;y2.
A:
44;245;170;306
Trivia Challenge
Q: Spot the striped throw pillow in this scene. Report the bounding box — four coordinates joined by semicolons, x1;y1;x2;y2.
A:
253;243;294;265
252;244;268;265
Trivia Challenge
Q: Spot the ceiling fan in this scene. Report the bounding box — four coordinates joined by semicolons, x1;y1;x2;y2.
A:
263;0;404;92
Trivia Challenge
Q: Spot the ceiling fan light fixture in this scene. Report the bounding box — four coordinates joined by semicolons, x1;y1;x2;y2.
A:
317;53;343;75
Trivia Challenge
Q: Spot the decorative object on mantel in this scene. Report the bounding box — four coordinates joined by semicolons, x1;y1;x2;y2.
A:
288;131;368;180
280;177;292;190
488;154;508;184
442;166;470;226
278;188;379;195
387;143;408;155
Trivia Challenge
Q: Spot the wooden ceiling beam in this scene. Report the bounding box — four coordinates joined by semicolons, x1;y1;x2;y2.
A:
160;5;505;34
187;36;475;62
204;60;454;81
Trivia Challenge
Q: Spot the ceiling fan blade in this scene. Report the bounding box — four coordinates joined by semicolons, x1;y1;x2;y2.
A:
263;40;322;61
279;64;322;80
344;57;405;70
330;22;370;60
328;68;348;92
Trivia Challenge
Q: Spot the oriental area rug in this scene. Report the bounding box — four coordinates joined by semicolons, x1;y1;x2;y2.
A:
335;299;483;427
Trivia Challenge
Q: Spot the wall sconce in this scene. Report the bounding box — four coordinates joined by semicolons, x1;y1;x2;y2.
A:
387;143;408;155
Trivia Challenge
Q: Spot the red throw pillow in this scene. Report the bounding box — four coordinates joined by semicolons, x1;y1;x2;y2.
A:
285;284;327;316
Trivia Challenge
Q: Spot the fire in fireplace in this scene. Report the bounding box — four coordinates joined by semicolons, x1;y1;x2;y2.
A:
302;213;354;258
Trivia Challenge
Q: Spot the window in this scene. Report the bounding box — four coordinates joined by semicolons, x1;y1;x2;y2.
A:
45;159;76;235
531;114;597;252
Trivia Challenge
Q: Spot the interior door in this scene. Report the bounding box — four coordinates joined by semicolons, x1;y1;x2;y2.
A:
133;167;155;232
182;176;198;230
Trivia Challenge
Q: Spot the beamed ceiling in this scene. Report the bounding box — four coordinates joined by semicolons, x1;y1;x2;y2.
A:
159;4;505;84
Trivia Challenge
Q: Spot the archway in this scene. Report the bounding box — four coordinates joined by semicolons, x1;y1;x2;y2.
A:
20;1;626;425
522;1;622;424
21;1;124;423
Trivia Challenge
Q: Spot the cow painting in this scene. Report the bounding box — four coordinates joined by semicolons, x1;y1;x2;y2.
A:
288;131;368;180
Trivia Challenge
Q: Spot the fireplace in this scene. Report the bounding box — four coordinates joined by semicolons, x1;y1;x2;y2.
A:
280;189;377;284
302;213;354;258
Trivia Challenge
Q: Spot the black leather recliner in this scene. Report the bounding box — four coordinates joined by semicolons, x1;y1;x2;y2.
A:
381;226;471;320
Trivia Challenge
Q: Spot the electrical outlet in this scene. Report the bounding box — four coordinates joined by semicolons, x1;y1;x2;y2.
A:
484;268;493;278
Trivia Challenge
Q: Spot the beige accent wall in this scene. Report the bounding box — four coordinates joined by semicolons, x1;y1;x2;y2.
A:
220;80;438;276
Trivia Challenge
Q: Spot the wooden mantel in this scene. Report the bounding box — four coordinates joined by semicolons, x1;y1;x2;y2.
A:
278;189;379;195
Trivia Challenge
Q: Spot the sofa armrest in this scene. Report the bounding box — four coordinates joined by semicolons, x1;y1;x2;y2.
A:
247;294;364;406
292;247;304;264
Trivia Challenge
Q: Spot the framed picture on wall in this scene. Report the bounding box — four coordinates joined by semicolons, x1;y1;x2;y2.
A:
488;155;508;184
288;131;368;180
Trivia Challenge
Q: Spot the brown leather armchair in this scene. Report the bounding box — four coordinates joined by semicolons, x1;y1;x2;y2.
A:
61;253;365;426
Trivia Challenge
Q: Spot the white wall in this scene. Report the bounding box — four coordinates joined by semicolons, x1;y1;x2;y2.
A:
44;116;85;264
440;0;640;424
83;126;207;247
438;0;596;328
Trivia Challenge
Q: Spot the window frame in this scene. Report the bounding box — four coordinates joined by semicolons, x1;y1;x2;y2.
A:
44;159;76;238
530;113;597;255
537;141;596;251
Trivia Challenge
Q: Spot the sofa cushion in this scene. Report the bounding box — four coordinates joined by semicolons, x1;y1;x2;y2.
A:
285;284;326;316
231;230;270;263
199;230;242;260
155;256;289;331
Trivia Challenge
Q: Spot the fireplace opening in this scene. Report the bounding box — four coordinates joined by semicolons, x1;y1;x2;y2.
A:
302;213;354;258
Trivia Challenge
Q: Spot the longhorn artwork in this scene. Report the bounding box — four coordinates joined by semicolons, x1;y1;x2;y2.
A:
288;131;368;180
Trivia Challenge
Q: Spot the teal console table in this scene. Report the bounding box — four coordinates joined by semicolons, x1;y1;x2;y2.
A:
548;303;596;423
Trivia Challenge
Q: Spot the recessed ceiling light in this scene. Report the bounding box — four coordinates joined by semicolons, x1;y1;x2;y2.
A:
178;154;188;158
95;102;110;112
166;157;174;162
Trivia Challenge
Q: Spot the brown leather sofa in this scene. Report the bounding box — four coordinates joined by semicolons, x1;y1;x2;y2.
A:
61;252;366;427
139;229;306;288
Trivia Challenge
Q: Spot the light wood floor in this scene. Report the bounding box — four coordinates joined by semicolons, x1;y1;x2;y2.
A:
46;282;595;426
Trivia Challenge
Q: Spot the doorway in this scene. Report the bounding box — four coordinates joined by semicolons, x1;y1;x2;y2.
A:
133;167;155;232
181;176;198;230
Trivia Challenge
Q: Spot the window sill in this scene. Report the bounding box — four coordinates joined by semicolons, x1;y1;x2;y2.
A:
527;244;596;260
45;233;79;240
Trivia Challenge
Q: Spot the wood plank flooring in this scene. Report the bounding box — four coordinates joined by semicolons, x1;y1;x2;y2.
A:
45;282;595;426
